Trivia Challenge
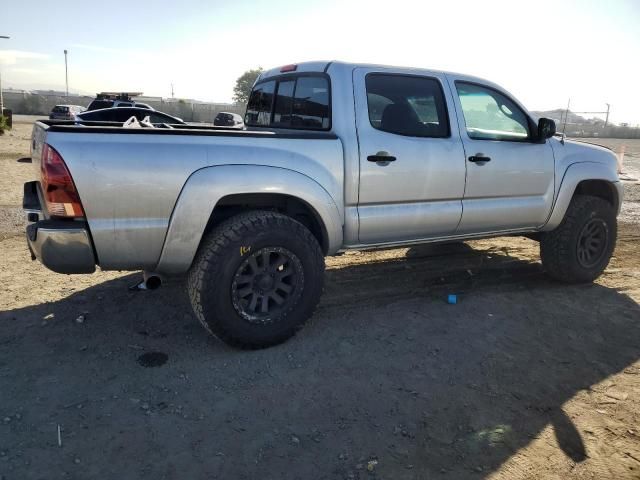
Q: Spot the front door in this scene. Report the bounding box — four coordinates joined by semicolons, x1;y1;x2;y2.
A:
448;77;556;233
354;67;467;244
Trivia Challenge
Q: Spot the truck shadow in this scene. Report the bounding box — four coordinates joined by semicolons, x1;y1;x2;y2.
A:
1;241;638;479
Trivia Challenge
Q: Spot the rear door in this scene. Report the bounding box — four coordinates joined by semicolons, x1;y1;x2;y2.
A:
354;67;466;244
448;77;555;233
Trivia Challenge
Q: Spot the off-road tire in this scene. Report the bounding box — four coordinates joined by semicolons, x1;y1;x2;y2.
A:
187;211;325;349
540;194;616;283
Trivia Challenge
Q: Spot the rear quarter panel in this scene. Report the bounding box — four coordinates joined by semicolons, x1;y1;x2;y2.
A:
44;131;344;270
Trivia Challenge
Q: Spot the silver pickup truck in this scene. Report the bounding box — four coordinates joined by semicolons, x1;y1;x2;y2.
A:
24;61;623;349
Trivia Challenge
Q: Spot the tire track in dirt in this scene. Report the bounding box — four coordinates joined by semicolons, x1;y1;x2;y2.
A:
320;229;639;313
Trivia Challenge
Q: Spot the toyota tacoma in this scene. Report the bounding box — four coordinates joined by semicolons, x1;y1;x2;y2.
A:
23;61;623;348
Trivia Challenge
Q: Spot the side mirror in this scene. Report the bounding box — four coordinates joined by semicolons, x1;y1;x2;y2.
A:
537;117;556;141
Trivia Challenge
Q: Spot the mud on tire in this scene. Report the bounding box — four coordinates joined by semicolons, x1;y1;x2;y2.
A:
187;211;325;349
540;194;616;283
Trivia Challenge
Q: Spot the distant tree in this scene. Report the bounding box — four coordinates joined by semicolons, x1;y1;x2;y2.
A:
233;68;263;105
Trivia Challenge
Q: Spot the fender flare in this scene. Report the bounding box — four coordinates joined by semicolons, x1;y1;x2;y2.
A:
542;161;622;231
155;165;343;274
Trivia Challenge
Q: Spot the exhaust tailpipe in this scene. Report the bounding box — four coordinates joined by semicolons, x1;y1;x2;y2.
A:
143;272;163;290
129;272;163;291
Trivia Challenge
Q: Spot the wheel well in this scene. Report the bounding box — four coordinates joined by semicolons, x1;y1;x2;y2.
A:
574;180;618;210
203;193;329;254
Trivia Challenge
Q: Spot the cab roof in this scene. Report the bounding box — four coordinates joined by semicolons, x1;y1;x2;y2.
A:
256;60;527;115
258;60;499;87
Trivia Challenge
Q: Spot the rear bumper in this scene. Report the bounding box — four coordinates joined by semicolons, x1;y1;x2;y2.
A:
26;220;96;274
23;181;96;274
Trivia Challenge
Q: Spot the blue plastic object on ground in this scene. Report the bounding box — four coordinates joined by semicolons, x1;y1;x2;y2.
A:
447;294;457;304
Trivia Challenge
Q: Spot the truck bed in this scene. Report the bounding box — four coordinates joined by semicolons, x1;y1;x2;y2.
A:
32;120;344;272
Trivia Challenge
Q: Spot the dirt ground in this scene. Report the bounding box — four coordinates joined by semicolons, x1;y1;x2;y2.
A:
1;118;639;480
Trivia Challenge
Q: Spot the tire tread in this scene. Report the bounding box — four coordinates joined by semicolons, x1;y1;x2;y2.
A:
540;194;616;283
187;210;324;349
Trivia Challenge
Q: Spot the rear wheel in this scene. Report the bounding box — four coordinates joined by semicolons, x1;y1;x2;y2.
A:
540;194;616;283
187;211;325;349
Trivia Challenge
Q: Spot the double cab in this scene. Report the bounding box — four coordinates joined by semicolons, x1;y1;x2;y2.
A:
24;61;623;348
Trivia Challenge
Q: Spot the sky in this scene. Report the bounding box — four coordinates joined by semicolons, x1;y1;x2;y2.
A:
1;0;639;124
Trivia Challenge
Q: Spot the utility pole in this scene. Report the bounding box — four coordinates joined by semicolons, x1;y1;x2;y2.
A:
64;50;69;97
604;103;610;127
561;98;570;135
171;82;174;99
0;35;10;116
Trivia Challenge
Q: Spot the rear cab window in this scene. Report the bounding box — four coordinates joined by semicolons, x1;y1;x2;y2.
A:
245;74;330;130
246;81;275;126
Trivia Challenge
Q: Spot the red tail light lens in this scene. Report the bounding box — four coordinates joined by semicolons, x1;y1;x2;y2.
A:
41;144;84;217
280;64;297;72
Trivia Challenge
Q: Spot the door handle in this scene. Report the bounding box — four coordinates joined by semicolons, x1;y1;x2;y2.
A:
468;154;491;163
367;151;396;163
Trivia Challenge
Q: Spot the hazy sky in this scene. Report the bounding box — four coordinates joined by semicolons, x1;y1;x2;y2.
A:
1;0;639;124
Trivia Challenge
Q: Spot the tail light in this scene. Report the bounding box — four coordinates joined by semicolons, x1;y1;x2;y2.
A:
41;144;84;217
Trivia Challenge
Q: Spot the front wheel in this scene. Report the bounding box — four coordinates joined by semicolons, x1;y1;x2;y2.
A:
187;211;325;349
540;194;616;283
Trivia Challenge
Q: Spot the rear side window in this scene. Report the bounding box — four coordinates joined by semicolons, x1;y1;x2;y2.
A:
365;74;449;138
87;100;113;111
245;75;330;130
